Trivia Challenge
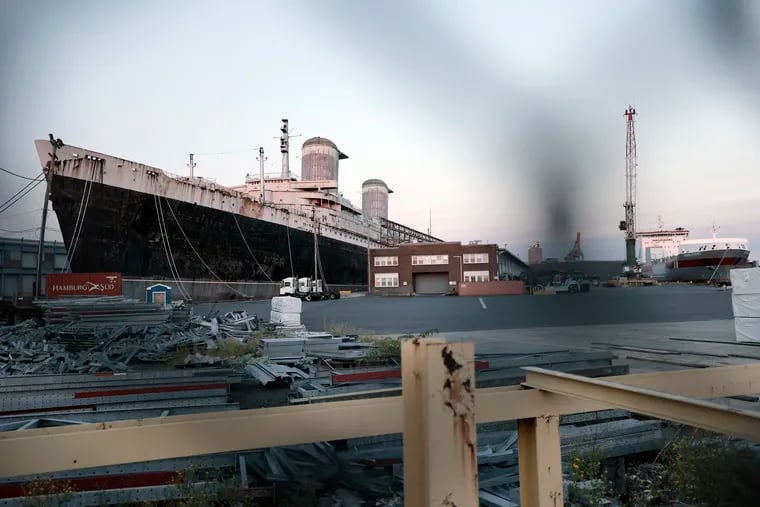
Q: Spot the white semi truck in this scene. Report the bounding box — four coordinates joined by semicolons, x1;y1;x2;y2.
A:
279;277;340;301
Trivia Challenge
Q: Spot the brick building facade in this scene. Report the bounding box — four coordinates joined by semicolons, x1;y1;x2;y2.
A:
369;241;499;296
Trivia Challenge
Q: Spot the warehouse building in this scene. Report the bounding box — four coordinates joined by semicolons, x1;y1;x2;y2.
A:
497;248;530;280
369;241;501;296
0;237;68;298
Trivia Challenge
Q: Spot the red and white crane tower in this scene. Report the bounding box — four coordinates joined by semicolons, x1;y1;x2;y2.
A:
618;105;638;275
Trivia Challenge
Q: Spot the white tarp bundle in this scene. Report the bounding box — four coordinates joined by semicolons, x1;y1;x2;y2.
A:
270;310;301;327
732;294;760;318
271;296;303;314
735;318;760;343
730;267;760;342
730;267;760;295
270;296;302;327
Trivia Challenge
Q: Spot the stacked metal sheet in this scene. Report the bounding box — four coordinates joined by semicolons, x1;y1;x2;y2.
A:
0;368;241;425
260;335;373;362
37;297;176;326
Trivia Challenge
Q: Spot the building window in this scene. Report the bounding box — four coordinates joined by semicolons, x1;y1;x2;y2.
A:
463;253;489;264
374;273;399;288
463;270;490;282
22;253;36;269
373;256;398;267
411;254;449;265
54;254;67;270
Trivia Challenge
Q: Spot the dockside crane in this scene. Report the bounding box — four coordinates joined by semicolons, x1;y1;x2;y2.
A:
618;106;638;276
564;232;584;261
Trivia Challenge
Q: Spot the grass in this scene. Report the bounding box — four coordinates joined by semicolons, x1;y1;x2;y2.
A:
660;429;760;507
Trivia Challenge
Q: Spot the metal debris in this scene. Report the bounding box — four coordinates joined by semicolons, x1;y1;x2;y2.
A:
1;298;263;376
246;362;309;386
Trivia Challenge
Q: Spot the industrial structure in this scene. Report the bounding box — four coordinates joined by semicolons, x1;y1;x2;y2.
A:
618;105;639;275
528;241;543;265
496;248;530;280
564;232;584;261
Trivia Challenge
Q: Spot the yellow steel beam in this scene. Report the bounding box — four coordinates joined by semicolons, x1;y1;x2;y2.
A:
523;367;760;442
518;415;564;507
402;337;445;506
1;362;759;477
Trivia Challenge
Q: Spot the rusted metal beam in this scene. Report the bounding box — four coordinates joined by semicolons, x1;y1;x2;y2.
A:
402;338;479;506
523;367;760;443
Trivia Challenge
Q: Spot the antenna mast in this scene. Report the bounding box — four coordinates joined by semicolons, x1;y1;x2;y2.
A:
619;105;638;275
277;119;302;179
257;147;267;203
279;119;289;179
188;153;196;178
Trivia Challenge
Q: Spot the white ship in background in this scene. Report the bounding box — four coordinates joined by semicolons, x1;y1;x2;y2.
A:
638;222;751;284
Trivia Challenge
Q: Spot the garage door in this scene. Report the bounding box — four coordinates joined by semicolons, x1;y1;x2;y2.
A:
413;273;450;295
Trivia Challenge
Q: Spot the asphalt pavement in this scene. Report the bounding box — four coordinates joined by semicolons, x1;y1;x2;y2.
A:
193;284;734;335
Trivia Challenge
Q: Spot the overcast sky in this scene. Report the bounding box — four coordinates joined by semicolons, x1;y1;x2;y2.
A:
1;0;759;261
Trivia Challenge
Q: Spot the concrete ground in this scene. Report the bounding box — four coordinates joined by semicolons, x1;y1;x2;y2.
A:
197;284;759;410
194;284;734;335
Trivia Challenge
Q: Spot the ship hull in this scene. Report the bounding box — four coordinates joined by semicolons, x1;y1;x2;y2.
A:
665;248;750;284
50;175;368;284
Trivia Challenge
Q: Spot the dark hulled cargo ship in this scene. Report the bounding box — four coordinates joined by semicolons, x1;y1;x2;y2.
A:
34;121;441;286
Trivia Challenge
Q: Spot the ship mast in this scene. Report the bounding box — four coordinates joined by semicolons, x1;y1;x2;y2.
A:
188;153;196;178
257;147;266;203
277;119;301;179
280;119;289;179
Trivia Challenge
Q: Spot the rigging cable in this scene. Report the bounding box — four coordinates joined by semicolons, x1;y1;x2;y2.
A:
0;226;60;234
285;225;295;278
192;147;258;156
162;197;251;299
62;167;95;272
232;212;272;281
706;246;731;285
316;236;328;290
0;167;42;181
153;194;192;300
0;176;45;215
158;195;193;300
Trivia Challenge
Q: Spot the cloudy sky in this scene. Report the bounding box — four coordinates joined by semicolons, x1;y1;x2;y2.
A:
1;0;758;261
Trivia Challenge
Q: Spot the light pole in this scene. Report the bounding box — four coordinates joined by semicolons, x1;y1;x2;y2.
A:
35;134;63;299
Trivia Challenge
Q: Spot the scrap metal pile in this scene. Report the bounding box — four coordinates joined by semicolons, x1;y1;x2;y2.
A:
0;297;263;376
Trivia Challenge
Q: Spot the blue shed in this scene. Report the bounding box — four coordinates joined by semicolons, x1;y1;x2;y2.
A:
146;283;172;306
